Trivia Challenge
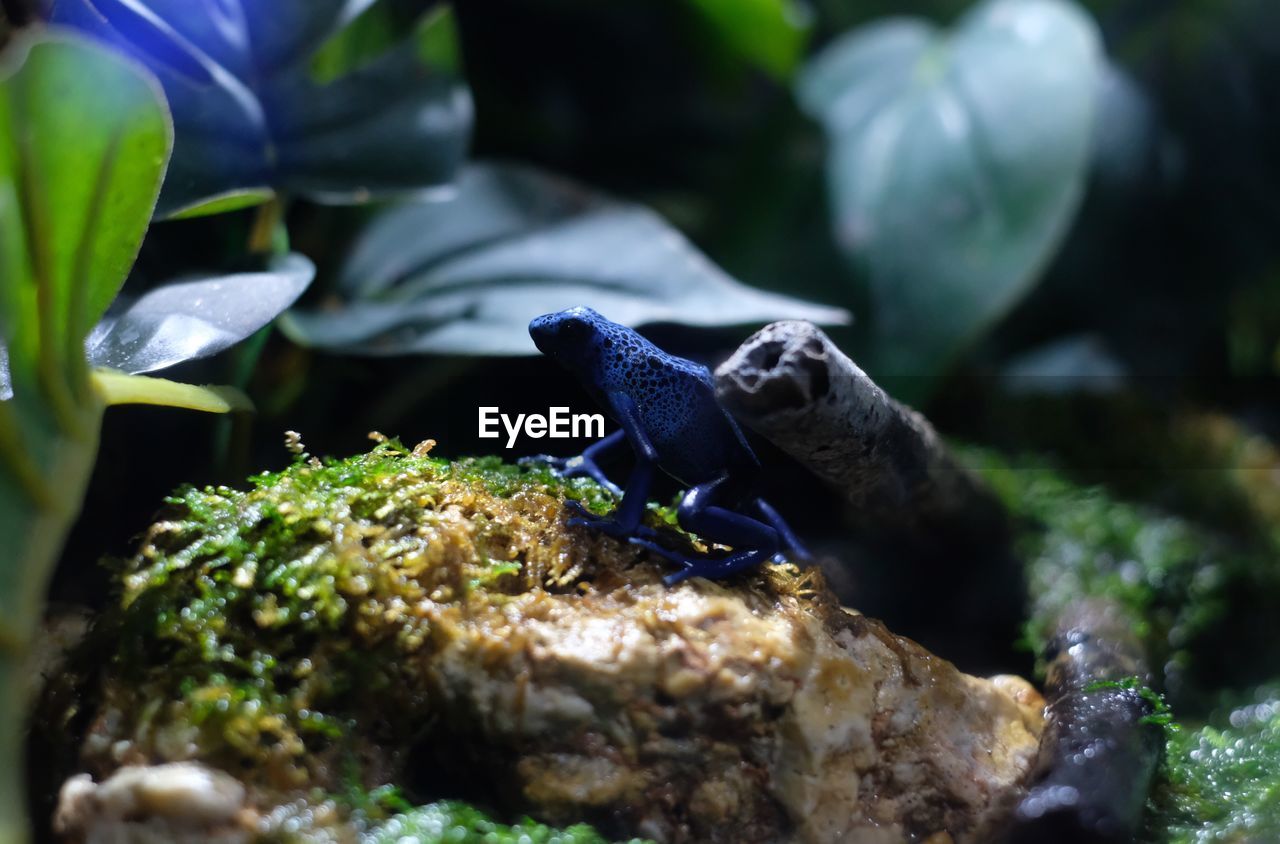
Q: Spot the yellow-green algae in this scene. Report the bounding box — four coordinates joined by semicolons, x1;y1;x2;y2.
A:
74;440;676;841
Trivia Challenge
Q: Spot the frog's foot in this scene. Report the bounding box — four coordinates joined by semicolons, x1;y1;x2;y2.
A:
654;546;776;586
563;499;635;539
521;454;623;497
629;537;771;585
628;536;697;566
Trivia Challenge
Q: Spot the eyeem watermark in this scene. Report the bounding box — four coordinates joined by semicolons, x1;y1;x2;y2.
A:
479;406;605;448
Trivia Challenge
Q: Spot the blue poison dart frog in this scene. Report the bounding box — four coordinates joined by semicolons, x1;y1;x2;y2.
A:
525;306;810;585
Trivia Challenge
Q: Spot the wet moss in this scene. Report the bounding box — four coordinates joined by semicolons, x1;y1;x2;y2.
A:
364;800;639;844
1146;686;1280;843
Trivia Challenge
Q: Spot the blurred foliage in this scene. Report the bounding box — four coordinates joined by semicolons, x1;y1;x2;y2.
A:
969;446;1280;709
687;0;811;80
47;0;471;217
282;163;848;356
797;0;1101;387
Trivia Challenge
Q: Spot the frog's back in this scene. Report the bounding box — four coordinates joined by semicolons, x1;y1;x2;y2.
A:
592;323;756;485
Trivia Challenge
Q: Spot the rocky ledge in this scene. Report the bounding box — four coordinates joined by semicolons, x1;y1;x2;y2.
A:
37;440;1043;843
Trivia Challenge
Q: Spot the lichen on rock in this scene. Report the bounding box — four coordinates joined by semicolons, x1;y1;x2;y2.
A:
45;440;1044;843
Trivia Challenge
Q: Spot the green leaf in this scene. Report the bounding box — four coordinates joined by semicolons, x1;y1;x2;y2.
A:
85;253;314;375
279;164;849;356
166;187;274;220
689;0;812;80
91;371;253;413
50;0;473;217
0;31;171;406
797;0;1101;379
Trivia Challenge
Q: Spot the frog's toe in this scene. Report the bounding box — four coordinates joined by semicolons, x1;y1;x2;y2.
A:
567;513;631;539
629;536;689;565
662;566;698;586
662;558;729;585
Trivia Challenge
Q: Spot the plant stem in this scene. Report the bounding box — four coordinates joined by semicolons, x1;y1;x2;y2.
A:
0;416;102;844
247;195;284;255
0;657;26;844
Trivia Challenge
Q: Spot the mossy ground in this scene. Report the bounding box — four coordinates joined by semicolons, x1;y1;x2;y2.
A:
74;439;684;841
964;446;1280;701
365;800;624;844
964;446;1280;842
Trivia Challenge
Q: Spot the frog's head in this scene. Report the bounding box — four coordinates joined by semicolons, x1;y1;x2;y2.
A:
529;306;608;368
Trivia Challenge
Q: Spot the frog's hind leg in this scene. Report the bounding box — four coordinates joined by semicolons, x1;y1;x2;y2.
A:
752;498;811;562
631;479;780;585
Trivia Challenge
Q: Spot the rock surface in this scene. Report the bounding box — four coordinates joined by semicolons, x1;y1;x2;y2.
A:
42;444;1043;842
54;763;250;844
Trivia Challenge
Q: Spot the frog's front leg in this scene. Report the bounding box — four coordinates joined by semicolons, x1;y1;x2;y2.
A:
565;391;659;539
521;429;626;496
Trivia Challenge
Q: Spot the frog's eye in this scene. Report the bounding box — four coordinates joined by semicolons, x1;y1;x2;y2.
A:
559;317;590;340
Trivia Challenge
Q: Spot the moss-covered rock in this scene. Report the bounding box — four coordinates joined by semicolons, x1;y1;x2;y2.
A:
44;440;1045;843
55;440;639;840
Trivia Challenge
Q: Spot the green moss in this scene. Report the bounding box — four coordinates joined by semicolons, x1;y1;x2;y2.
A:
1085;677;1178;730
364;801;643;844
1146;686;1280;843
963;447;1278;695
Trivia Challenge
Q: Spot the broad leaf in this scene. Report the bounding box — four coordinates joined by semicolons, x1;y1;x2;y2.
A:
797;0;1101;377
280;164;850;356
48;0;473;217
86;254;315;374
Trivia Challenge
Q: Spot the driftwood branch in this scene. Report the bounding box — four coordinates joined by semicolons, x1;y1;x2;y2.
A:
715;322;1163;841
1009;599;1163;843
714;320;1006;548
